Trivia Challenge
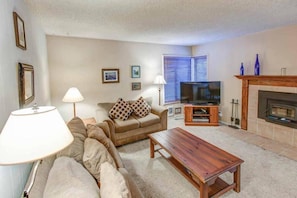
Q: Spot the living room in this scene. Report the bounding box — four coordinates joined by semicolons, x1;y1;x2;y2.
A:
1;0;297;197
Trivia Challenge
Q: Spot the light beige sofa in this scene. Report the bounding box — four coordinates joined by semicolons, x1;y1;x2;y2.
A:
23;117;143;198
96;98;168;146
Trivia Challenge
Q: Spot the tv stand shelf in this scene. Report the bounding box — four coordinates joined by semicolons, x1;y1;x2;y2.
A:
184;104;219;126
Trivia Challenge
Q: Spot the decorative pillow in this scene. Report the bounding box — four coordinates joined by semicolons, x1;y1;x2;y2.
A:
86;124;124;168
109;98;133;121
100;162;131;198
83;138;116;182
130;96;151;117
57;117;87;164
43;157;99;198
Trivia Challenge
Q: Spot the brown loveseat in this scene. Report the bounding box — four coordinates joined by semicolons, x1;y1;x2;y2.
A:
23;117;143;198
96;97;168;146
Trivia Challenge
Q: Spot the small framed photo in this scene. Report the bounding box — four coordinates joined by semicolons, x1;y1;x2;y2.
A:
175;107;182;114
13;12;26;50
132;82;141;91
131;65;141;78
18;63;34;107
102;69;120;83
167;106;174;116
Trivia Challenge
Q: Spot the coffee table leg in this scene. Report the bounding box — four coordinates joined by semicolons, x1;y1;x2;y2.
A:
233;165;241;192
199;182;208;198
150;139;155;158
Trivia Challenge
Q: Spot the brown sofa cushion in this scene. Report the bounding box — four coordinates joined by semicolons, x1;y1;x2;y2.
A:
57;117;87;164
133;113;160;128
43;157;99;198
109;98;133;121
114;116;139;133
86;124;124;168
83;138;116;182
100;162;131;198
130;96;151;117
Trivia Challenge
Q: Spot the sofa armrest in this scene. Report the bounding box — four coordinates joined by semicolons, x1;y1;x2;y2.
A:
151;105;168;130
96;109;117;144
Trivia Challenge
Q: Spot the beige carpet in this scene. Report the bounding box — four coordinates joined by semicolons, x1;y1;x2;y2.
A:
117;119;297;198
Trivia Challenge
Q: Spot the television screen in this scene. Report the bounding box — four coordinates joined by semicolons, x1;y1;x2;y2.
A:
180;81;221;105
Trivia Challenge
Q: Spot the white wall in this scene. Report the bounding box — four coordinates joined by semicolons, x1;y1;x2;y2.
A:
192;25;297;124
0;0;49;197
47;36;191;121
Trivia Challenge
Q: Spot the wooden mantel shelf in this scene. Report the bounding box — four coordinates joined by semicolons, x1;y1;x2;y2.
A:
235;75;297;87
235;75;297;130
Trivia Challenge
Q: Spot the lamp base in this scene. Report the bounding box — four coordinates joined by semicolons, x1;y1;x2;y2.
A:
23;160;42;198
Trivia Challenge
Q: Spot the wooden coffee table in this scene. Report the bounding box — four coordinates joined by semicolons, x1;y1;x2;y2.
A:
148;127;244;198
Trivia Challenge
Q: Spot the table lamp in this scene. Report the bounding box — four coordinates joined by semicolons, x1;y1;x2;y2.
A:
0;105;74;196
62;87;84;117
154;75;166;105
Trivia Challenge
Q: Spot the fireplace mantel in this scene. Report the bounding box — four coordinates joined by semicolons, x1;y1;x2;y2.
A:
235;75;297;130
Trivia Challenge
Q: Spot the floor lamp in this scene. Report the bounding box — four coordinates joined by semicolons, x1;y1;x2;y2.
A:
0;105;74;197
154;75;166;105
62;87;84;117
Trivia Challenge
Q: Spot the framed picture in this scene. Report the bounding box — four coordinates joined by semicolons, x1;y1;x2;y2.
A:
13;12;26;50
102;69;120;83
167;106;174;116
132;82;141;91
131;65;141;78
18;63;34;107
175;107;182;114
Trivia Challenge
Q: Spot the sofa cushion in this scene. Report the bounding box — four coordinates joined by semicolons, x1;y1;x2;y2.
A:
130;96;151;117
100;162;131;198
43;156;99;198
57;117;87;164
87;124;124;168
109;98;133;121
83;138;116;182
114;116;139;133
133;113;160;128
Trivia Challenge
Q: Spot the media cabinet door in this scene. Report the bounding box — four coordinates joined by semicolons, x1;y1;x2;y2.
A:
209;106;219;123
184;105;193;122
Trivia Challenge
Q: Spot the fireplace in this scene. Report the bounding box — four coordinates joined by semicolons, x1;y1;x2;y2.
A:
258;90;297;128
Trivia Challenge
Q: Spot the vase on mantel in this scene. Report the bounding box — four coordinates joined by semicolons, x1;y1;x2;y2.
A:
254;54;260;75
240;62;244;75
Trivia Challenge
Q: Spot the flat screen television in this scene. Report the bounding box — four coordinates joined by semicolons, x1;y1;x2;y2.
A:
180;81;221;105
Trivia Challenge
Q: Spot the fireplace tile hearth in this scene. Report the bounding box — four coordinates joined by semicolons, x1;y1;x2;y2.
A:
248;85;297;147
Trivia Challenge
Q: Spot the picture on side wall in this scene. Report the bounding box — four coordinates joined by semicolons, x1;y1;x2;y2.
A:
18;63;34;107
167;106;174;116
131;65;141;78
132;82;141;91
13;12;26;50
175;107;182;114
102;69;120;83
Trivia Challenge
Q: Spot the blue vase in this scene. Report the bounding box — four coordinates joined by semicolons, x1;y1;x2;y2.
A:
240;62;244;75
254;54;260;75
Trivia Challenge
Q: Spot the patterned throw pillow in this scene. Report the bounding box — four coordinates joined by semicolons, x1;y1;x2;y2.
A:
109;98;133;121
130;96;151;117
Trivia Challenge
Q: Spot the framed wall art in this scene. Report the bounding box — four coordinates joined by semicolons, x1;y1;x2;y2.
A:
131;65;141;78
102;68;120;83
175;107;182;114
132;82;141;91
167;106;174;116
18;63;34;107
13;12;26;50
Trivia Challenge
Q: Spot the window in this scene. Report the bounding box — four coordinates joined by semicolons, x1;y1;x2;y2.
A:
164;55;208;103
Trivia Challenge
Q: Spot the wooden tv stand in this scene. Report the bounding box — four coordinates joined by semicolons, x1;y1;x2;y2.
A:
184;104;219;126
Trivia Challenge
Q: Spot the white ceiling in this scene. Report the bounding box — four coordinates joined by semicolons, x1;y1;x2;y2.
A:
25;0;297;46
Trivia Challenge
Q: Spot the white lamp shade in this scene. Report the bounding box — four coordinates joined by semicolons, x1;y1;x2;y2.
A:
154;75;166;85
0;106;74;165
62;87;84;103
